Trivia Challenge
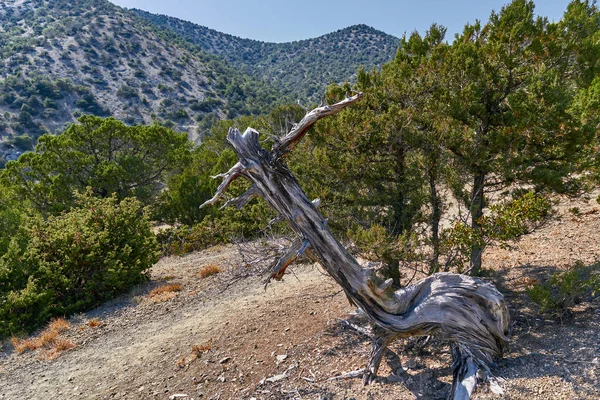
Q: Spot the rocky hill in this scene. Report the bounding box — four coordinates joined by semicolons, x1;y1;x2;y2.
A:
0;0;286;164
132;10;400;100
0;0;399;165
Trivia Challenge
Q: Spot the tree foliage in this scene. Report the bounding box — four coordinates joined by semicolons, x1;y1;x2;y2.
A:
2;115;190;214
289;0;599;278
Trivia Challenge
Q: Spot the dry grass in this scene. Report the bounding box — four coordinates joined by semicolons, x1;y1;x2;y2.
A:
11;318;75;357
150;291;177;303
48;318;70;333
176;355;187;368
53;338;76;352
192;341;212;355
149;283;183;297
148;283;183;303
198;264;221;279
88;318;101;328
177;341;212;368
11;337;41;354
39;329;58;345
38;338;77;360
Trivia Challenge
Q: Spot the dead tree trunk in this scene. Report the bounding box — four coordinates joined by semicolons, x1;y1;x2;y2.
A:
201;93;509;400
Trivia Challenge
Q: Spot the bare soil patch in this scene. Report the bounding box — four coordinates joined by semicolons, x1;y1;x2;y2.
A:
1;195;599;400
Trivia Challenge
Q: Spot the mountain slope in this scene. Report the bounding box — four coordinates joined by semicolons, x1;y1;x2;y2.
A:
131;10;400;100
0;0;286;164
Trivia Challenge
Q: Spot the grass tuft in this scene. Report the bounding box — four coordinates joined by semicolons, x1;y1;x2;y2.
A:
192;341;212;355
149;283;183;297
11;337;41;354
148;283;183;303
198;265;221;279
88;318;101;328
48;318;70;333
54;338;76;352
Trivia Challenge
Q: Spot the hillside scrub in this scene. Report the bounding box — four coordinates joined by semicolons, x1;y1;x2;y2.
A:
0;192;159;338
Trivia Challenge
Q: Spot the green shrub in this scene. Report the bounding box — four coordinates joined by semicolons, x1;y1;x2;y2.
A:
526;261;600;315
156;219;227;256
10;134;34;152
157;201;277;256
0;192;159;337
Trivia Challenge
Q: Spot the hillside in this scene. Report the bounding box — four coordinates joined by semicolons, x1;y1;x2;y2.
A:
131;10;400;101
1;193;599;399
0;0;401;166
0;0;287;165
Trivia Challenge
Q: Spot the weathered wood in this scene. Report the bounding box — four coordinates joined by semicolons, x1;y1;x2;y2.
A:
202;93;510;399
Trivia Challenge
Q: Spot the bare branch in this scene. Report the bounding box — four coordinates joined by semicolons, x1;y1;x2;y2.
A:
199;162;244;209
264;237;310;285
271;92;364;158
219;184;260;210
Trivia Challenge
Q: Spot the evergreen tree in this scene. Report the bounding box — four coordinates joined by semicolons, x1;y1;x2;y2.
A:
2;115;190;214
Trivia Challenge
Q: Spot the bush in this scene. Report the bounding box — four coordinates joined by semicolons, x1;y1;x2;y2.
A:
156;218;228;256
156;201;276;256
10;134;34;151
0;193;159;337
526;261;600;315
117;85;138;99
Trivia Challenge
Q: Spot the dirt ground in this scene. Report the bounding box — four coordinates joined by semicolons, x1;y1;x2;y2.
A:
1;193;599;400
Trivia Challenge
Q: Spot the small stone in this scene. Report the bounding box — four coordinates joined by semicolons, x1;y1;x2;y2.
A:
217;373;225;382
169;395;189;400
276;354;288;363
219;356;231;364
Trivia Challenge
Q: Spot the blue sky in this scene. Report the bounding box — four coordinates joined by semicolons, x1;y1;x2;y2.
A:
109;0;573;43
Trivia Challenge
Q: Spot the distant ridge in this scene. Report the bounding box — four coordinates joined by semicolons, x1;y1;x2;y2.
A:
0;0;287;163
0;0;399;164
131;10;400;100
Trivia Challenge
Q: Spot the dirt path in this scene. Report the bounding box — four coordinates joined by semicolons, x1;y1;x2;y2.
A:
1;194;599;400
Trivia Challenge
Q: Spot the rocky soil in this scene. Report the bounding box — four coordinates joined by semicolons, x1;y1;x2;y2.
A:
1;193;599;400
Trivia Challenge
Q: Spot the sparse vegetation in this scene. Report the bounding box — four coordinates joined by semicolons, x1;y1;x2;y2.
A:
526;261;600;316
148;283;183;303
0;0;295;162
191;341;212;355
198;265;221;279
11;318;74;357
149;283;183;297
87;318;101;328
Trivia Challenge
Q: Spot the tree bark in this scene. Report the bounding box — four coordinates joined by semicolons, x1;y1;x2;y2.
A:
428;164;442;274
469;170;486;275
202;94;509;399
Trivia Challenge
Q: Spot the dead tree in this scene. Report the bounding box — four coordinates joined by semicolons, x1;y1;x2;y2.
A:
201;93;509;399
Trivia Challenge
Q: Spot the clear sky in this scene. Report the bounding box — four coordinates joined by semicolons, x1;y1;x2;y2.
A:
109;0;573;43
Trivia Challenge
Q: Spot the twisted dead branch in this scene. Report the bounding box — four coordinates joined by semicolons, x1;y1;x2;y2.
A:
202;93;509;399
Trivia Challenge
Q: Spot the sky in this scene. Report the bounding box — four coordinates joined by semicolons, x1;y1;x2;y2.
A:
109;0;573;43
